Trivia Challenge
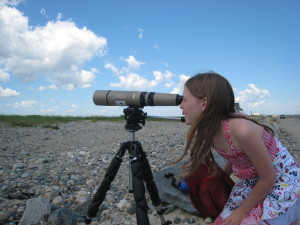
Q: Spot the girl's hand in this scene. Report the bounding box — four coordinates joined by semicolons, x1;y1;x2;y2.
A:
224;208;248;225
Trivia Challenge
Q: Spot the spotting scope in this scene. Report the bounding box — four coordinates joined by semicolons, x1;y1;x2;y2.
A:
93;90;183;107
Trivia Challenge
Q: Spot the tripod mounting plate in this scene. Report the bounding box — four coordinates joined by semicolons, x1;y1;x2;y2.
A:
123;106;146;131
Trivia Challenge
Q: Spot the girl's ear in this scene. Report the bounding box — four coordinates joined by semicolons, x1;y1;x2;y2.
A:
201;97;207;111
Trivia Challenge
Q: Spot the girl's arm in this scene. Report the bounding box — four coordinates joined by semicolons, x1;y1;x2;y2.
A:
224;120;276;225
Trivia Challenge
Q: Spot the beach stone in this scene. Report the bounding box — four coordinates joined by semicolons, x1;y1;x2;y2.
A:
0;211;11;223
44;190;60;201
12;163;25;170
19;196;51;225
116;198;130;209
0;117;299;225
35;158;50;164
47;207;84;225
204;217;214;223
52;196;64;206
153;162;199;215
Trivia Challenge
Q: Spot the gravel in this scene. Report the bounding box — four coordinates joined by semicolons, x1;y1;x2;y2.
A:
0;116;299;225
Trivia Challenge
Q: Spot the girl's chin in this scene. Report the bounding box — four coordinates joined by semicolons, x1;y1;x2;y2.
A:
184;118;191;125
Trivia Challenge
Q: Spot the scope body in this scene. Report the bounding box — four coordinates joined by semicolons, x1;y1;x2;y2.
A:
93;90;183;107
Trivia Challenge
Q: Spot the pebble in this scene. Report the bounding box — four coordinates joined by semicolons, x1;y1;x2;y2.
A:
0;118;298;225
52;196;64;206
0;120;193;224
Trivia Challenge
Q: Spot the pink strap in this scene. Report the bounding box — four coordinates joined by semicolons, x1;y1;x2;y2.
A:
223;120;234;150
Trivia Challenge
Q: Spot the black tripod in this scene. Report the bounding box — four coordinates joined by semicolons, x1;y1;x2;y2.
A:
84;106;172;225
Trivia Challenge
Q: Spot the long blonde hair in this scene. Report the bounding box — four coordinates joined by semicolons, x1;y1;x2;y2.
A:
176;72;273;177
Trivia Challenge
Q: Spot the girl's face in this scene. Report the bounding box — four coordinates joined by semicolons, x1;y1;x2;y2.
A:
180;86;207;125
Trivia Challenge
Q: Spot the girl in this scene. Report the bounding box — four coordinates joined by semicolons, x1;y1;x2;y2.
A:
178;72;300;225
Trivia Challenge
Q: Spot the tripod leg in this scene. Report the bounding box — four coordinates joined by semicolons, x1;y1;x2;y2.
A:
130;142;150;225
85;142;127;222
140;147;172;225
140;150;161;204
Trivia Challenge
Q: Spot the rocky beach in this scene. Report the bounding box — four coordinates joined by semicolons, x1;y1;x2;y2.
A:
0;116;299;225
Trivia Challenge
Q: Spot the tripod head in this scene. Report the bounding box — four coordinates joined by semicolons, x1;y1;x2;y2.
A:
123;106;147;131
123;106;185;132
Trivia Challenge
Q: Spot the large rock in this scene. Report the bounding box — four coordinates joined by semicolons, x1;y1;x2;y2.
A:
153;162;198;215
20;195;86;225
47;207;85;225
19;196;51;225
153;153;226;215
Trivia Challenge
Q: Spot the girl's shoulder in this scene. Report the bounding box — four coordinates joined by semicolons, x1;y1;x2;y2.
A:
228;118;263;140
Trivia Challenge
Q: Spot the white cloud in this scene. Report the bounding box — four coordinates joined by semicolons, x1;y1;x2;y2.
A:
105;56;144;76
40;7;48;18
40;8;46;15
38;86;47;91
31;84;60;91
0;0;23;7
152;70;174;87
110;73;153;90
49;84;59;90
0;86;20;97
235;84;271;108
0;69;10;82
255;102;300;115
138;28;144;39
165;82;174;88
56;12;62;21
110;70;177;90
122;55;145;71
8;100;38;108
105;63;120;75
106;55;177;90
38;105;59;114
171;74;189;94
0;2;107;89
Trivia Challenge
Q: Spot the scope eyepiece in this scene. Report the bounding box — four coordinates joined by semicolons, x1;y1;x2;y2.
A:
93;90;183;107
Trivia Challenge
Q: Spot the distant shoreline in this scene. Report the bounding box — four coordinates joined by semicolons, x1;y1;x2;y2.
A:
1;114;299;127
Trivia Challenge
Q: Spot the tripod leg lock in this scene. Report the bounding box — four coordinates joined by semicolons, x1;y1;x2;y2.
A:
155;204;173;224
155;204;166;216
82;215;92;224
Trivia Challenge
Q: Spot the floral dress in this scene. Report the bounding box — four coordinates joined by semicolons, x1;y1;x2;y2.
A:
213;120;300;224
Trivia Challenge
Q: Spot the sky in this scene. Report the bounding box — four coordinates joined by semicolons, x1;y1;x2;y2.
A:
0;0;299;117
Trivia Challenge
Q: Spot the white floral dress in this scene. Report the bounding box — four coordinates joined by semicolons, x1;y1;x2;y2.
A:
213;120;300;225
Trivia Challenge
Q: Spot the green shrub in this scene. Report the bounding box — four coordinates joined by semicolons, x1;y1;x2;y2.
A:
0;115;123;128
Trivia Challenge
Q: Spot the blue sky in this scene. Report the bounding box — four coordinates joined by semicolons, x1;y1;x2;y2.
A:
0;0;299;117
